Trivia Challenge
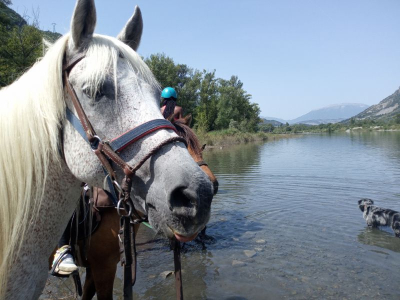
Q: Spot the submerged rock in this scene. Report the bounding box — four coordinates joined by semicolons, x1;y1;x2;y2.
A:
232;260;246;267
160;271;174;279
241;231;256;239
244;250;257;258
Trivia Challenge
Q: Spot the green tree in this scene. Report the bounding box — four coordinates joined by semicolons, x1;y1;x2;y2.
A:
245;102;261;132
1;0;12;6
177;68;201;117
216;76;259;131
195;110;209;133
0;8;42;87
145;53;178;88
259;123;274;132
395;113;400;124
195;70;218;131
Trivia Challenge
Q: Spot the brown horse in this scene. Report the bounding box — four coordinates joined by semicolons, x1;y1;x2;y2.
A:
50;115;218;299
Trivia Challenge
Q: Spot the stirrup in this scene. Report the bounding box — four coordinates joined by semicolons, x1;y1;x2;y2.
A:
50;246;74;278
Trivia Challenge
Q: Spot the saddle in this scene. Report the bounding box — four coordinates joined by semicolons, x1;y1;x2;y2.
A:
72;185;116;268
91;187;116;217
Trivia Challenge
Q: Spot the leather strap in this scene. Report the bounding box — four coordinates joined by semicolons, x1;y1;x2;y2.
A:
109;119;177;152
66;107;88;142
171;239;184;300
196;160;208;167
63;53;86;73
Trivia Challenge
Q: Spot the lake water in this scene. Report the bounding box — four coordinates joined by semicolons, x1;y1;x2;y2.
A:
43;131;400;299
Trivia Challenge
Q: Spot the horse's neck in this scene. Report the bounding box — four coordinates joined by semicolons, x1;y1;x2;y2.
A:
5;159;82;299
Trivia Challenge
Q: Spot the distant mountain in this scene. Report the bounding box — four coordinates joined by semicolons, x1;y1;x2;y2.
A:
261;116;286;124
290;103;369;125
260;118;284;126
351;87;400;121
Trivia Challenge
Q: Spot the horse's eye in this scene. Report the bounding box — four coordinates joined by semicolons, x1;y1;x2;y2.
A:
94;90;105;101
82;87;93;99
82;87;104;101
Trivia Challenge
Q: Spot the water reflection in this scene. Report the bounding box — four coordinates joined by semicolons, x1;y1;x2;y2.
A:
204;142;263;175
349;131;400;160
357;227;400;253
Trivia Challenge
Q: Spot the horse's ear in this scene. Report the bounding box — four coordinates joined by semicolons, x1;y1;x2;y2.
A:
117;6;143;51
167;112;177;123
167;114;175;124
201;144;206;151
183;114;192;126
70;0;96;50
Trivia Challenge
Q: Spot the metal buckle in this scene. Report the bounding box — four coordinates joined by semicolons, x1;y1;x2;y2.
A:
117;198;133;217
90;135;102;151
113;180;123;194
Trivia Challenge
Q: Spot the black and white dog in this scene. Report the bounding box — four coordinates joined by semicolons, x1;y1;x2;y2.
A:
358;198;400;237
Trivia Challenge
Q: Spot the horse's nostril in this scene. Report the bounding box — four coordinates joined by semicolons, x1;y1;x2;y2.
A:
169;187;198;217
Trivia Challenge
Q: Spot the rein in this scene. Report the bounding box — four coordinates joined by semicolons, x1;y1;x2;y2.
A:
197;160;208;167
63;53;185;300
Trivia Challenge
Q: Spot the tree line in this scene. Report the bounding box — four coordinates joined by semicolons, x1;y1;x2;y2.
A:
145;54;260;132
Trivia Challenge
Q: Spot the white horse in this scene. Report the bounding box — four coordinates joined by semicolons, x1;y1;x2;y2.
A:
0;1;213;298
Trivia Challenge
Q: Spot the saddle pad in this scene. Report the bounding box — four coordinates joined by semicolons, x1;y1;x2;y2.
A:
92;187;116;211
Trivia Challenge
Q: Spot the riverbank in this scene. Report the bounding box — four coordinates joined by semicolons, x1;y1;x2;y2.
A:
194;124;400;148
271;122;400;135
195;129;294;147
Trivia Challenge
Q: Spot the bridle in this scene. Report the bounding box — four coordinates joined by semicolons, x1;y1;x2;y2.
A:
63;52;186;300
63;53;186;190
197;160;208;167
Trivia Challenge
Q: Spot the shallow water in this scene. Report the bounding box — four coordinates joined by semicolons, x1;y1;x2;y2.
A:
43;131;400;299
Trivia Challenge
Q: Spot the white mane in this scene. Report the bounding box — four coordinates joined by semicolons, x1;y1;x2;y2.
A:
0;33;158;295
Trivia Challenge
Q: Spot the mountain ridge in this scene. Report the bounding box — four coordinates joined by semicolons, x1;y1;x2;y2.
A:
262;103;369;125
350;87;400;121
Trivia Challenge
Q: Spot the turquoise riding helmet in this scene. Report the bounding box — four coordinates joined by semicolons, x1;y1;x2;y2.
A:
161;87;177;99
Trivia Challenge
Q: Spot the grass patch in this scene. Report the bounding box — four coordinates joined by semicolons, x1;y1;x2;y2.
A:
195;129;293;147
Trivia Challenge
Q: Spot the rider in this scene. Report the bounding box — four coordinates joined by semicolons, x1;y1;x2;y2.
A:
160;87;183;120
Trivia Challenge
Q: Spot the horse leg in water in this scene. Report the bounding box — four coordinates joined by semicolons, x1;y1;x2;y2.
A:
82;208;140;300
82;208;119;300
81;267;96;300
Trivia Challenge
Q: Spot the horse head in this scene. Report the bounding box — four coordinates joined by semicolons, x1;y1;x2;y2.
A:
63;0;213;242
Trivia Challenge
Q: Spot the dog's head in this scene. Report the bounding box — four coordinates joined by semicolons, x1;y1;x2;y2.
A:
358;198;374;212
392;217;400;237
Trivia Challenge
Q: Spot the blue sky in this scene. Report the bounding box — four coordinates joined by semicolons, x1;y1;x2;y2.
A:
12;0;400;120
